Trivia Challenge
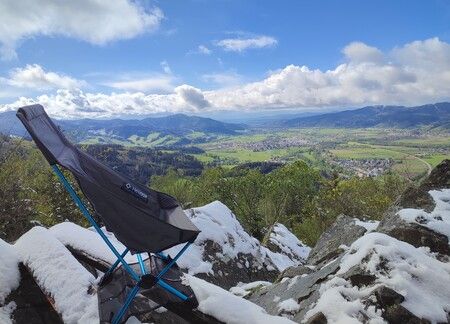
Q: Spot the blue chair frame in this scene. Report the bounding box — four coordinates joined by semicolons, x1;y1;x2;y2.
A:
52;165;192;324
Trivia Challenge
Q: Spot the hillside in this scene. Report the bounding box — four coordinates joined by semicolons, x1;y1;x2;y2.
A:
283;102;450;128
0;111;246;146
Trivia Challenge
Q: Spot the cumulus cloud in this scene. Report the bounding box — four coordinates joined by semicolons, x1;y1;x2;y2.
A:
216;35;277;52
207;37;450;109
0;0;163;60
343;42;384;63
175;85;210;109
4;64;86;90
1;38;450;118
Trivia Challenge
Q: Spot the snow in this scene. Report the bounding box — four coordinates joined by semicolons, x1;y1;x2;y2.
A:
229;281;272;297
0;302;16;324
306;232;450;323
398;189;450;240
304;277;384;324
0;239;20;304
185;274;295;324
353;219;379;233
166;201;276;275
264;223;310;271
50;222;140;264
14;226;99;324
277;298;300;313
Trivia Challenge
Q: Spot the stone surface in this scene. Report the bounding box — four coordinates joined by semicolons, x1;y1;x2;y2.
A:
307;214;367;266
378;160;450;256
249;256;342;322
278;265;313;281
7;264;63;324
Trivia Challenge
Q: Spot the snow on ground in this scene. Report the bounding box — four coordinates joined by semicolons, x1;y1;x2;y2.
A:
353;219;379;233
50;222;140;264
185;275;295;324
264;223;310;271
398;189;450;240
229;281;272;297
166;201;277;275
14;226;99;324
305;232;450;323
0;239;20;304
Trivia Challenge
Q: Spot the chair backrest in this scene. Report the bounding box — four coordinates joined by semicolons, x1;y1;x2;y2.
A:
17;104;200;253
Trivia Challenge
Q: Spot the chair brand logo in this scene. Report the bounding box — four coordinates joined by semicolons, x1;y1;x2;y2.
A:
121;182;148;202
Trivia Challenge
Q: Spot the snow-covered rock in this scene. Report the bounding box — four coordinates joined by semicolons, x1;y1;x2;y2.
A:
264;223;310;272
166;201;281;288
250;159;450;323
15;227;99;324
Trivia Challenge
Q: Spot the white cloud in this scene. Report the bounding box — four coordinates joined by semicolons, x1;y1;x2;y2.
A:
202;71;243;87
216;35;277;52
160;60;172;74
207;37;450;109
198;45;212;55
0;0;163;60
343;42;384;63
1;38;450;118
104;75;175;93
4;64;86;90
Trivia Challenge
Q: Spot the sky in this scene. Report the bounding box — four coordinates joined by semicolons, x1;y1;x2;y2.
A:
0;0;449;119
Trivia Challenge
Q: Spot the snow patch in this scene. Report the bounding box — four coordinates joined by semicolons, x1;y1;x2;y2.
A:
0;302;16;324
185;275;295;324
398;189;450;240
306;232;450;323
0;239;20;304
277;298;300;313
353;219;379;233
166;201;276;275
50;222;139;264
229;281;272;297
14;227;99;324
264;223;310;271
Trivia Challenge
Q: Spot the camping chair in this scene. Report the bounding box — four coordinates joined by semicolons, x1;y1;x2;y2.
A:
16;104;201;323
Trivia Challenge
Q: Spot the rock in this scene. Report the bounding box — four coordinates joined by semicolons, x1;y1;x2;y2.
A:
372;286;404;309
166;201;280;289
341;264;376;287
307;215;367;266
398;159;450;212
378;160;450;256
249;256;342;322
383;304;431;324
264;223;310;271
305;312;327;324
278;265;313;280
7;264;63;324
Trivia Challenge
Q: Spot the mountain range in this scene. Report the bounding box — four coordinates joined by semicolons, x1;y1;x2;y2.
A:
1;102;450;145
282;102;450;128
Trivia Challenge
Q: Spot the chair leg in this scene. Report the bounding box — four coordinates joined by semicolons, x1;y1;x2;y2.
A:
111;284;140;324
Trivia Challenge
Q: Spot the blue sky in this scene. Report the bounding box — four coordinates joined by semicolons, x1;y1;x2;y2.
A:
0;0;449;118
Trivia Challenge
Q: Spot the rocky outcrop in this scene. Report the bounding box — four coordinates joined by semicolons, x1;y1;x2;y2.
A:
249;160;450;323
378;160;450;256
306;214;368;266
167;202;310;289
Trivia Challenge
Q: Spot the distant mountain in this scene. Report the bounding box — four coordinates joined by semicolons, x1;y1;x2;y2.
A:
0;111;246;145
283;102;450;128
